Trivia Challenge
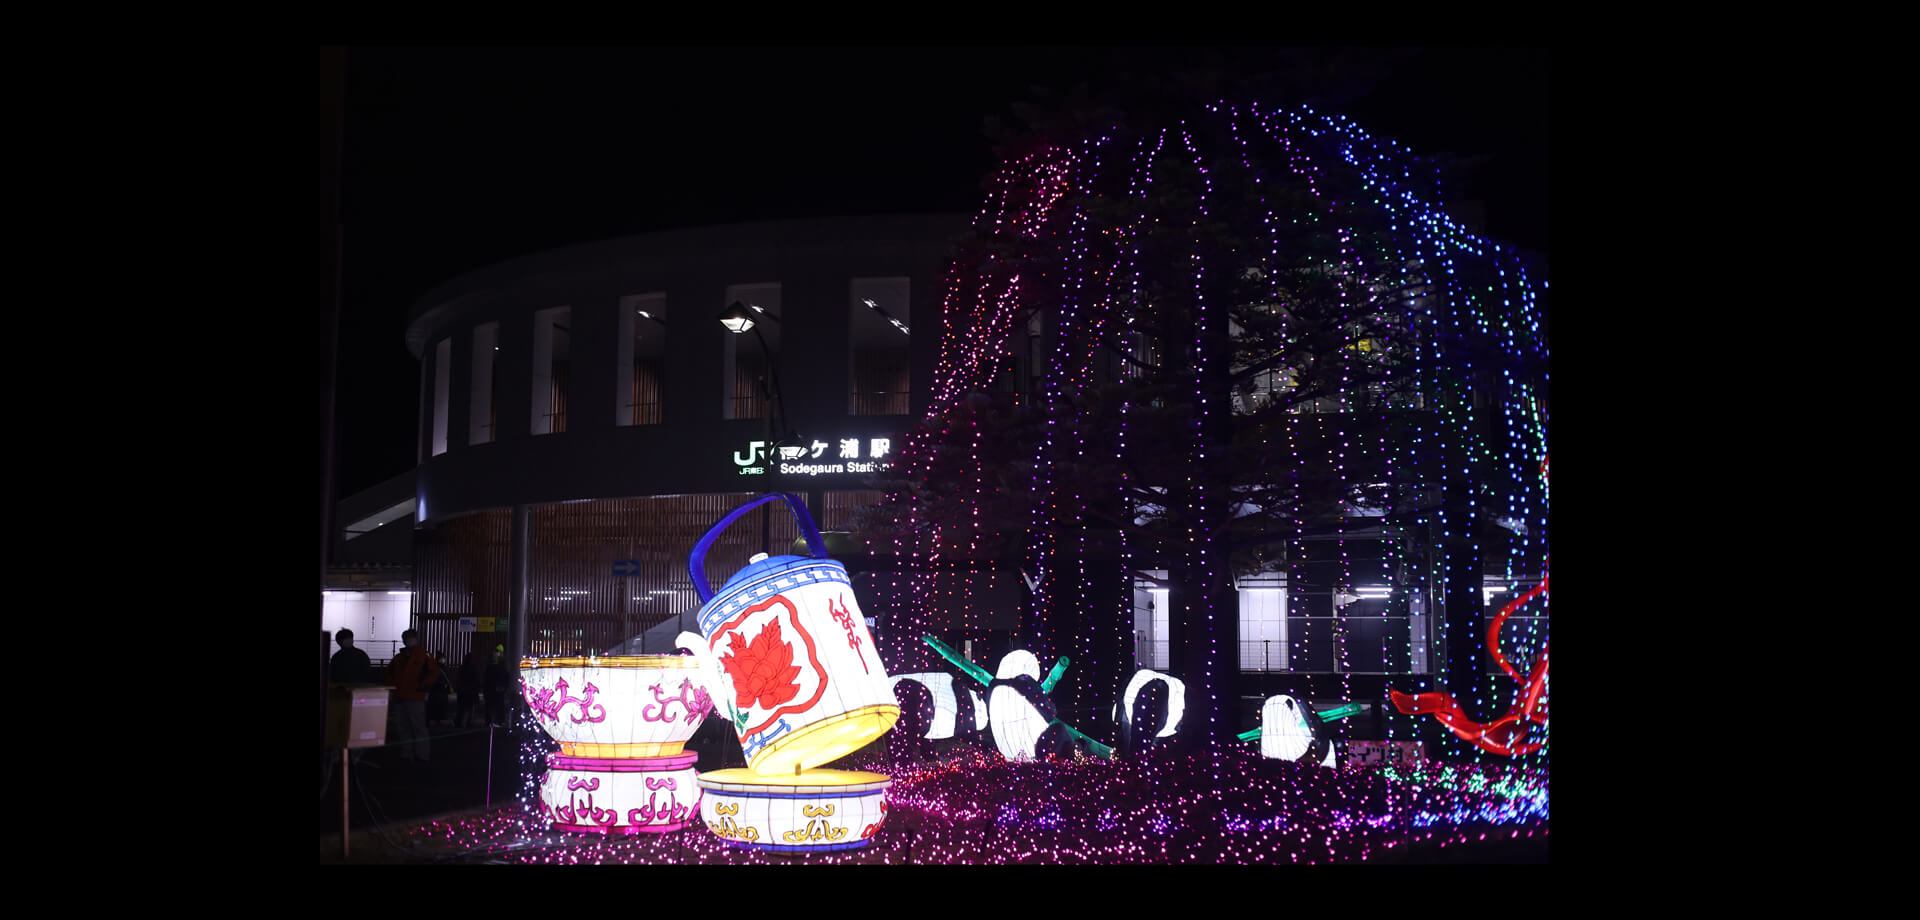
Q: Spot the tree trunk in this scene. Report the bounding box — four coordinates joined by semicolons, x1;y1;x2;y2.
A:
1171;278;1242;756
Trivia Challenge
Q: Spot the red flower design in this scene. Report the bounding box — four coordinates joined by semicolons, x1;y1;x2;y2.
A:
720;617;803;710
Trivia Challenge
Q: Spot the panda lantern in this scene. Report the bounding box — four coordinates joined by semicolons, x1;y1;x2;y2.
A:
921;636;1111;761
985;650;1074;761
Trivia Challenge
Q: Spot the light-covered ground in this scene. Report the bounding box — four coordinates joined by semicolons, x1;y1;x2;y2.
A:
322;746;1548;865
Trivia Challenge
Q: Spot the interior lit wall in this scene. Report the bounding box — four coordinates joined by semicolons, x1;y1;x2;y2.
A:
322;591;412;649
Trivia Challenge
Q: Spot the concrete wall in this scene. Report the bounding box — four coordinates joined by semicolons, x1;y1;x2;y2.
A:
403;215;969;524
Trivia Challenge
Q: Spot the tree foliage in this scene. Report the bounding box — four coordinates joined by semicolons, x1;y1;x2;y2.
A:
864;70;1437;581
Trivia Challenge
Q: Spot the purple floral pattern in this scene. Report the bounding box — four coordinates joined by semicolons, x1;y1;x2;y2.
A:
642;678;714;725
542;767;700;832
627;788;697;827
524;676;607;725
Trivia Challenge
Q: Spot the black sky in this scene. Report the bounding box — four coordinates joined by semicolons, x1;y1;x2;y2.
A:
333;45;1549;498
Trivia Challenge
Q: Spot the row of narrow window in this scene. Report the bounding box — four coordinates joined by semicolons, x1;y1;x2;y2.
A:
428;281;913;457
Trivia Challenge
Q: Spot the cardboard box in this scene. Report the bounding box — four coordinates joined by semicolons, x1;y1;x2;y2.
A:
327;684;391;749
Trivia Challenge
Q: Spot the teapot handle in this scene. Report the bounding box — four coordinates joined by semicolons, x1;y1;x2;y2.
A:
687;492;828;603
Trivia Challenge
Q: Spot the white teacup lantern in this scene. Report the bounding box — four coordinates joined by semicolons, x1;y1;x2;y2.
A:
696;768;891;853
536;752;703;835
519;655;713;758
519;654;716;837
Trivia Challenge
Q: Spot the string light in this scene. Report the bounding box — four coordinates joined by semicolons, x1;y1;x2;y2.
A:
874;98;1545;777
366;746;1545;864
412;95;1547;867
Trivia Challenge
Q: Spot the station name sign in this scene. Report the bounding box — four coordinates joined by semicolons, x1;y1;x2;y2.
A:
733;437;894;478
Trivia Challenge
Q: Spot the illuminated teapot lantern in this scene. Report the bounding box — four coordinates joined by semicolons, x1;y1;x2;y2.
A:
519;654;713;834
676;492;899;852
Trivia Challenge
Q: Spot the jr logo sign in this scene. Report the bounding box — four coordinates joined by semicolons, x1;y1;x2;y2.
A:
731;438;895;478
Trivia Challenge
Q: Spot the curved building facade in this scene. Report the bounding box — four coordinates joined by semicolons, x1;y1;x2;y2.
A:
401;215;968;661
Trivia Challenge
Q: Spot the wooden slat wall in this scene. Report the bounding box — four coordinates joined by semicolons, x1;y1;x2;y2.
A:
853;352;910;415
631;358;663;425
732;357;767;420
550;361;569;434
524;494;803;657
823;490;883;531
414;495;815;659
412;509;511;664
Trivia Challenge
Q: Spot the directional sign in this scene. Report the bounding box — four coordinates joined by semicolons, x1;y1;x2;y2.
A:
458;617;478;633
612;559;640;576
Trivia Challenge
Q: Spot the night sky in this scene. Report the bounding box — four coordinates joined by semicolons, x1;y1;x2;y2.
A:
332;46;1549;499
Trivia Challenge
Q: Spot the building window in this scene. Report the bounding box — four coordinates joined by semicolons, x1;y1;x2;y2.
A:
1133;572;1170;670
849;278;910;415
431;338;451;456
618;294;666;426
533;306;570;435
723;284;780;420
470;322;498;445
1238;580;1287;672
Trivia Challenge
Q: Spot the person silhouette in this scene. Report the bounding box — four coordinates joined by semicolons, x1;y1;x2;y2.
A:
483;646;513;727
456;651;483;728
387;629;442;765
330;629;373;684
427;652;452;725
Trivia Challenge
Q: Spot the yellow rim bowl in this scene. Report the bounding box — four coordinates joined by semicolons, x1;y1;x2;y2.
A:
556;741;688;758
520;655;700;670
747;704;899;776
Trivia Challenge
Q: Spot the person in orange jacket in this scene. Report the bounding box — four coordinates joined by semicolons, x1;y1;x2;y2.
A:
388;629;442;765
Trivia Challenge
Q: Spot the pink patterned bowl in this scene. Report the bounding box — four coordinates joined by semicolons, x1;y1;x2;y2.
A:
519;655;713;758
537;752;702;835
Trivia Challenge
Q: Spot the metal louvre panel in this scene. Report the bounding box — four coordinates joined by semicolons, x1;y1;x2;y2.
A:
522;494;804;658
414;497;817;659
631;358;663;425
823;491;883;531
412;509;510;661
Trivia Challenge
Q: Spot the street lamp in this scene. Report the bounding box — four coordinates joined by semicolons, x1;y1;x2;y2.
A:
718;301;758;334
720;301;790;557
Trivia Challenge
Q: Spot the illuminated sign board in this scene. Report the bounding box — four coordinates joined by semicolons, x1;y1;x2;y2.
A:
733;438;895;478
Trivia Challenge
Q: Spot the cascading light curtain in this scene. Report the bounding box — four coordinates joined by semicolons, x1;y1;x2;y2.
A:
872;99;1547;763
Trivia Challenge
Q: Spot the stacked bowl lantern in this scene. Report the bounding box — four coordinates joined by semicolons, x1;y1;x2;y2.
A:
520;654;713;835
678;493;899;853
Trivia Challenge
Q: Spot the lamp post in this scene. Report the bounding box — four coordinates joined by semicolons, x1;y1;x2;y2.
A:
720;301;789;557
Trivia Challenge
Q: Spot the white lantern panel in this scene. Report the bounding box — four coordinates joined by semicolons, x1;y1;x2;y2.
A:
1120;668;1186;739
890;672;959;740
536;752;702;835
988;684;1048;762
697;767;891;852
679;559;899;776
995;649;1041;681
1260;694;1318;761
520;656;713;758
